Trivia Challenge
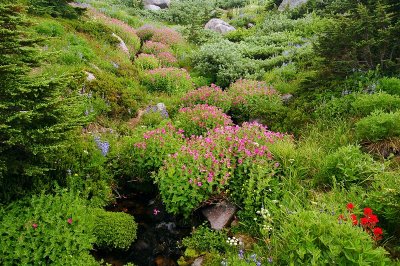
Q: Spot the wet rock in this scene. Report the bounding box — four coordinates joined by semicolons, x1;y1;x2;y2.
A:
143;0;170;9
279;0;308;11
144;4;161;11
205;18;236;34
202;200;237;230
192;256;204;266
281;93;293;103
112;33;130;55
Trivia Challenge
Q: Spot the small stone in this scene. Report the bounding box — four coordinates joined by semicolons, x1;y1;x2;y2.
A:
85;71;96;82
281;93;293;103
191;256;204;266
205;19;236;34
144;4;161;11
112;33;130;55
202;200;237;230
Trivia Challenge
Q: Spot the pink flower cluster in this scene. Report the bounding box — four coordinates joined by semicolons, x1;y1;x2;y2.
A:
142;41;171;55
176;104;233;136
181;84;231;112
228;79;279;106
157;52;178;66
136;25;183;45
146;67;191;80
134;123;185;150
142;67;193;93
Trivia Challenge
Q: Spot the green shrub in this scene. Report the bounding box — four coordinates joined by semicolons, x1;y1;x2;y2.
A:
367;171;400;232
0;191;97;265
174;104;233;137
29;0;84;18
34;20;65;37
181;84;231;112
115;123;185;182
314;95;356;121
58;34;95;65
227;79;285;124
139;111;166;128
135;53;160;70
355;110;400;142
275;210;390;265
378;77;400;96
141;67;194;94
182;224;229;253
317;145;380;187
93;209;137;250
352;92;400;116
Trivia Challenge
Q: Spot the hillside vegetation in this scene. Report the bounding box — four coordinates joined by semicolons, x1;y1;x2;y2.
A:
1;0;400;265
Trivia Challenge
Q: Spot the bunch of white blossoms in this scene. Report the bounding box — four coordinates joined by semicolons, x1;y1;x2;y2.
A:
226;236;243;246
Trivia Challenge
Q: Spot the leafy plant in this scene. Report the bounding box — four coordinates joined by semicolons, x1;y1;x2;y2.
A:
174;104;233;137
141;67;194;94
275;210;390;265
135;53;160;70
93;209;137;250
351;92;400;117
355;110;400;142
181;84;232;112
0;191;97;265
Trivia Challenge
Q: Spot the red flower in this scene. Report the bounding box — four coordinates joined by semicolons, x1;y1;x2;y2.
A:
369;214;379;225
373;227;383;236
67;218;73;224
338;214;345;220
346;203;354;211
363;208;373;217
350;214;358;225
360;217;369;226
32;223;38;229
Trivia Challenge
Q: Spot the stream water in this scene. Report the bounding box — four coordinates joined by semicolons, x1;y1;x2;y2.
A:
92;191;193;266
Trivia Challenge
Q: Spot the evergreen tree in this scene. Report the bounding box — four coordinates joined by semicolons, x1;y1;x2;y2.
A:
28;0;84;18
315;0;400;76
0;4;84;202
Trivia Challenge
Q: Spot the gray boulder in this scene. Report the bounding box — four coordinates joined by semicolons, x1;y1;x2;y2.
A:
144;4;161;11
205;18;236;34
202;200;237;230
143;0;170;9
278;0;308;11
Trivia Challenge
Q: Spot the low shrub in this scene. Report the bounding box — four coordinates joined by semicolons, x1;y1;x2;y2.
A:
181;84;231;112
317;145;381;187
275;210;390;265
34;20;65;37
355;111;400;142
116;123;185;181
58;34;95;65
156;52;178;67
367;171;400;232
182;224;229;253
227;79;284;124
174;104;233;137
141;67;193;94
352;92;400;116
150;27;184;46
141;40;171;55
135;53;160;70
93;209;137;250
0;191;97;265
156;122;285;217
378;77;400;96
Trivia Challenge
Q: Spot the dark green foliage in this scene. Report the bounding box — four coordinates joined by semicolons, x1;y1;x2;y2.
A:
28;0;84;18
93;209;137;250
315;0;400;76
276;211;390;265
0;4;85;202
0;191;97;265
355;110;400;142
182;224;229;253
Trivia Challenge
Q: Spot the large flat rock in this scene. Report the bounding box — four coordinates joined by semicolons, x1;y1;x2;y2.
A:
202;200;237;230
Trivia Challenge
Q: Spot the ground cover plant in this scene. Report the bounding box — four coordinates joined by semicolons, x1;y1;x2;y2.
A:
1;0;400;265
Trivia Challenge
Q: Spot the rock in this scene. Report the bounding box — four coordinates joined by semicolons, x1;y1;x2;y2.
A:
192;256;204;266
202;200;237;230
279;0;308;11
144;4;161;11
281;93;293;103
112;33;130;55
247;23;255;28
143;0;170;9
205;18;236;34
84;71;96;82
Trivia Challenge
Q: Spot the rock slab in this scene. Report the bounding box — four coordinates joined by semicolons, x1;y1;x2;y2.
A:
192;256;204;266
144;4;161;11
143;0;170;9
205;18;236;34
278;0;308;11
202;200;237;230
